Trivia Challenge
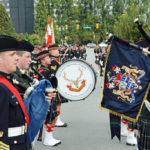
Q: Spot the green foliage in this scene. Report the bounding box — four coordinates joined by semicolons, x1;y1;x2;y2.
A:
13;33;41;46
0;4;14;35
34;0;50;35
28;34;41;45
113;2;149;42
34;0;150;44
13;33;28;40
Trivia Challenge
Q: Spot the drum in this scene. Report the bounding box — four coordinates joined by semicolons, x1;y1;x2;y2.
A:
56;59;96;101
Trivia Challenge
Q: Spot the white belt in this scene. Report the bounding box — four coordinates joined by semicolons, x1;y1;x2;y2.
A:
8;125;25;137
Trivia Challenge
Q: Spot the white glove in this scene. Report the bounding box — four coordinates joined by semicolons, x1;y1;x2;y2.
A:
100;60;103;66
23;79;39;99
134;18;139;23
144;99;150;112
24;86;34;100
31;79;39;87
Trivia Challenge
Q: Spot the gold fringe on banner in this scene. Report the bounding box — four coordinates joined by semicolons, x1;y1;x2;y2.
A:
99;44;150;123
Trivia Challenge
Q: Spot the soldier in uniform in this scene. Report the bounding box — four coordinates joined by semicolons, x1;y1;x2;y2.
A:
82;45;87;60
0;35;28;150
27;45;42;79
36;50;61;146
48;44;68;127
74;47;80;59
12;40;34;97
13;40;54;149
99;43;107;76
67;45;74;60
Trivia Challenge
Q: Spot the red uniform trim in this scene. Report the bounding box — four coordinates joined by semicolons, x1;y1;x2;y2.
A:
36;69;48;79
52;58;60;65
0;75;29;127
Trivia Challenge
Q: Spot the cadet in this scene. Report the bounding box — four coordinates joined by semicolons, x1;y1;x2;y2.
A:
0;35;28;150
48;44;68;127
36;50;61;146
12;40;34;97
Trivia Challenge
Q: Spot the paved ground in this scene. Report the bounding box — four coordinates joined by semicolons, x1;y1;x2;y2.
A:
35;47;136;150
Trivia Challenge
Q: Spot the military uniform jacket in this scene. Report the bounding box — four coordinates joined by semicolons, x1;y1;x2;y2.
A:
0;72;26;150
36;65;51;81
50;56;68;103
75;50;80;58
67;50;74;59
50;56;60;76
13;67;31;97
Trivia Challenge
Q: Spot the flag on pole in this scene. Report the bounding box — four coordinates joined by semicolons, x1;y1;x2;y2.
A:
50;18;55;45
45;16;52;48
100;36;150;122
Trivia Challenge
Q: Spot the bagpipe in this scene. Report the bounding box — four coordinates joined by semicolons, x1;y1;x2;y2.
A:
25;66;58;144
31;66;58;122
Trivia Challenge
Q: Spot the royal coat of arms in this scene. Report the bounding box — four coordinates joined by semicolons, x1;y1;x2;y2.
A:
105;65;145;103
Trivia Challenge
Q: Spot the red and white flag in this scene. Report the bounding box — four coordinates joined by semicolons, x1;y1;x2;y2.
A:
45;16;52;48
51;18;55;44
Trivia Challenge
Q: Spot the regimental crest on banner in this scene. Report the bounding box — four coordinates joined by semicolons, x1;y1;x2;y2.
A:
105;64;145;103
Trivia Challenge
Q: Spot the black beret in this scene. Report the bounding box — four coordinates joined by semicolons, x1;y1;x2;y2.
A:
0;35;19;52
17;40;34;52
37;50;50;59
48;44;59;51
135;39;150;48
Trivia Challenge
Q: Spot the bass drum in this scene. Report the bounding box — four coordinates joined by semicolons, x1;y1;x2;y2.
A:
56;59;96;101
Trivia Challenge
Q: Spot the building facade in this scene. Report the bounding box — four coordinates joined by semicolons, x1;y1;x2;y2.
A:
0;0;34;34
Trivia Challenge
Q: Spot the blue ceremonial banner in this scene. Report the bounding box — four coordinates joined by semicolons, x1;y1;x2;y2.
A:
100;36;150;122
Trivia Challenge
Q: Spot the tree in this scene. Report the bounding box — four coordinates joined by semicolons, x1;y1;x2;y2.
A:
0;3;14;35
113;2;150;43
34;0;150;44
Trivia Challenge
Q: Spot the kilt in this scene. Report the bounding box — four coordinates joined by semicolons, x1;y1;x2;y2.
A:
46;102;58;123
128;117;141;130
138;118;150;150
58;93;68;103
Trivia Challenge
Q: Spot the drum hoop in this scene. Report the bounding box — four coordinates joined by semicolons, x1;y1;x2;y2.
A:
56;59;97;101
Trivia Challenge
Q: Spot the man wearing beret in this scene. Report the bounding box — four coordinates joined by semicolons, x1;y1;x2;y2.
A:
0;35;28;150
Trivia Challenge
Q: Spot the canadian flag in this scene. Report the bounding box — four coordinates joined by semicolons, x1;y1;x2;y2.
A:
45;16;52;48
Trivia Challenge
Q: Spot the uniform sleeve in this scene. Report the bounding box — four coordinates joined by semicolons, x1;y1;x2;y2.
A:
39;71;50;81
0;85;9;147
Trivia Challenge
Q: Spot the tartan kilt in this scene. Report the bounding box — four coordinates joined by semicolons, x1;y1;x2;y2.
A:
138;118;150;150
128;117;141;130
46;103;58;122
58;93;69;103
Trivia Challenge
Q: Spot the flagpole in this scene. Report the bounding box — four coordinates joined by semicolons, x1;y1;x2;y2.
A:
109;34;150;55
134;18;150;44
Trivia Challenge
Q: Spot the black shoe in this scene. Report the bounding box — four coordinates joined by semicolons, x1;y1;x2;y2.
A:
126;142;135;146
37;136;42;141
